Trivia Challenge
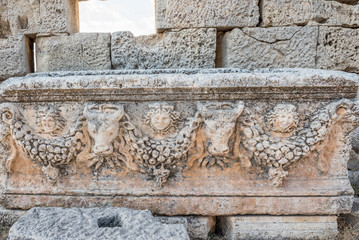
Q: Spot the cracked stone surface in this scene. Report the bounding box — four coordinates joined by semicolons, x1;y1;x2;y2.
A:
36;33;111;72
0;35;32;81
156;0;259;31
317;27;359;73
1;0;78;38
262;0;359;27
218;26;318;69
8;208;189;240
111;28;216;70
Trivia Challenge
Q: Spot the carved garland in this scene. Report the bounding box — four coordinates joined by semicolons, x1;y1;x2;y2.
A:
0;99;357;186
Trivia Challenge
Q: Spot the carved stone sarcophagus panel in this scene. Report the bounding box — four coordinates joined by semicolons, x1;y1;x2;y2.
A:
0;69;358;216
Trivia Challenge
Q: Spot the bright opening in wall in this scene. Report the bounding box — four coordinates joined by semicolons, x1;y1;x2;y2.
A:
78;0;156;36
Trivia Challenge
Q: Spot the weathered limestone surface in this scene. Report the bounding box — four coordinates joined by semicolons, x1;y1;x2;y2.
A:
0;1;10;38
36;33;111;72
156;0;259;31
111;29;216;70
156;216;215;239
1;0;78;37
317;27;359;73
262;0;359;27
218;26;318;69
0;69;357;216
219;216;338;240
0;35;32;81
8;208;189;240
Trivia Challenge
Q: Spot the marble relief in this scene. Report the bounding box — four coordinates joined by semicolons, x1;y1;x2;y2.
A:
0;99;358;186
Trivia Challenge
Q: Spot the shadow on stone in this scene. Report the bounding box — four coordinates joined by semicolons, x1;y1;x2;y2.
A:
97;215;121;228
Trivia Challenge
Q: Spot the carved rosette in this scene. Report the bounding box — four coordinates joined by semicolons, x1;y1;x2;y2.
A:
0;99;358;186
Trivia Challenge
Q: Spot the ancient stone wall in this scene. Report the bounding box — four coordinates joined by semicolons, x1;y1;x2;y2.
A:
2;1;359;77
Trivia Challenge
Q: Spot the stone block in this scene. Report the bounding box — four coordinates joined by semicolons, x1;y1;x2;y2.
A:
155;216;215;239
218;26;318;69
219;216;338;240
0;69;357;216
156;0;259;31
0;35;32;81
36;33;111;72
8;207;189;240
111;28;216;69
317;27;359;73
262;0;359;27
1;0;78;37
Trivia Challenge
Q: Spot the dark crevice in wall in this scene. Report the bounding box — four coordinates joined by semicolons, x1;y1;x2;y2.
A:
315;26;320;70
215;31;224;68
257;0;263;27
26;36;35;74
214;216;226;237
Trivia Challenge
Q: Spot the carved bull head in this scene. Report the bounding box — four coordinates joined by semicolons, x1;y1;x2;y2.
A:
84;104;125;155
197;101;244;156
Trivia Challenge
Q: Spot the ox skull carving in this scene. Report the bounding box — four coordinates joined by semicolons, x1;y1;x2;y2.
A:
84;104;125;155
197;101;244;156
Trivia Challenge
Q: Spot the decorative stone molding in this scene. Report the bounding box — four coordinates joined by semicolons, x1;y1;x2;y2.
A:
0;69;357;216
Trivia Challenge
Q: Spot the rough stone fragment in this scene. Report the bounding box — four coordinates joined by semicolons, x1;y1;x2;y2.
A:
343;198;359;228
8;207;189;240
219;216;338;240
111;29;216;69
0;35;32;81
349;151;359;171
1;0;78;37
0;207;26;227
156;0;259;31
317;27;359;73
156;216;215;239
262;0;359;27
36;33;111;72
349;170;359;189
218;26;318;69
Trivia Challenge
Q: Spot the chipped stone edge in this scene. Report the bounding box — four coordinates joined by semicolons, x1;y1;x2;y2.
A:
0;68;357;102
